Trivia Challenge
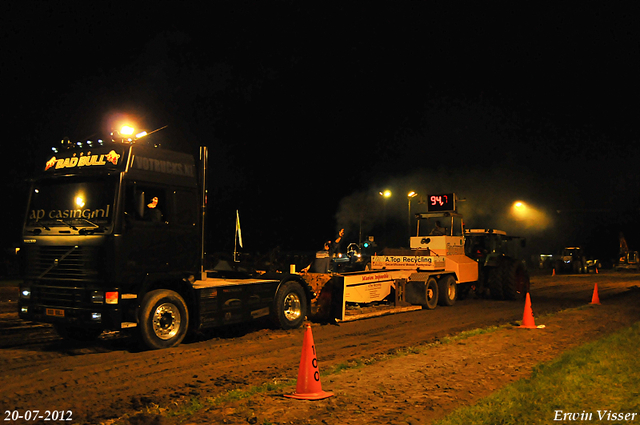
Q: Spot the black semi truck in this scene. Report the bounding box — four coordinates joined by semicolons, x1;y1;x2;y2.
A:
18;131;317;349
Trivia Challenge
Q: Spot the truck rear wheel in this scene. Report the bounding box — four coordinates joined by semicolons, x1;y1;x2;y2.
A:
437;275;457;306
138;289;189;350
272;281;307;329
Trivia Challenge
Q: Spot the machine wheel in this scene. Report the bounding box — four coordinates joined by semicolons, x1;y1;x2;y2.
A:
272;281;307;330
488;266;504;300
53;324;103;342
423;277;439;310
138;289;189;350
437;275;457;306
502;259;530;300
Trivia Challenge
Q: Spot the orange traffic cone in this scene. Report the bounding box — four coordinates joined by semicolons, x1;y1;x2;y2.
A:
552;268;556;276
519;293;542;329
284;323;334;400
590;283;601;305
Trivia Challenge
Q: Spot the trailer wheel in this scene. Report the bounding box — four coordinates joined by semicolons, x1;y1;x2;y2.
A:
437;275;457;306
138;289;189;350
272;281;307;329
423;277;439;310
53;324;103;342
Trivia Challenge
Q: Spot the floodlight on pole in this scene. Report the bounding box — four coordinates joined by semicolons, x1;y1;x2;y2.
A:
407;191;418;238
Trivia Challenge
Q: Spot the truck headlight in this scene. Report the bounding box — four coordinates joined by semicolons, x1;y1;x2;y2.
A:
20;286;31;299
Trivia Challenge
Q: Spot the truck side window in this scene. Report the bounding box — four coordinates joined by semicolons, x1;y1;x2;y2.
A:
125;183;169;224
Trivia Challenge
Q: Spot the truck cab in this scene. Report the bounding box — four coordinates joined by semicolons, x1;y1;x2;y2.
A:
19;140;201;343
18;134;316;349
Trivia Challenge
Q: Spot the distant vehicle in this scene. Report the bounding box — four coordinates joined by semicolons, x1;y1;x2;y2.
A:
615;233;639;271
616;251;639;271
463;228;529;300
554;247;599;274
538;254;554;269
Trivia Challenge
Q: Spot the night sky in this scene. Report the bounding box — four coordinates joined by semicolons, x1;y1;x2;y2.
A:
3;3;639;264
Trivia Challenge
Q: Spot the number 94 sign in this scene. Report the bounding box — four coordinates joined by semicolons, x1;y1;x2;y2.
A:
427;193;455;212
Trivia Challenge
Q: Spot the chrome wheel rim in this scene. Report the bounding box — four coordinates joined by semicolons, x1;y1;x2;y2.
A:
153;303;181;340
283;293;302;322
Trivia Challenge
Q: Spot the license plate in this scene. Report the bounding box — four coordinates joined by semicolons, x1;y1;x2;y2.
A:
46;308;65;317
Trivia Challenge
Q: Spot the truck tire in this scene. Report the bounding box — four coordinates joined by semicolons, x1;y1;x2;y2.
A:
53;324;103;342
502;259;530;300
272;281;307;330
138;289;189;350
437;275;457;306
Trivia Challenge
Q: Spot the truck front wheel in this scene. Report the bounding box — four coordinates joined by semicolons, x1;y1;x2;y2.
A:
272;281;307;330
138;289;189;350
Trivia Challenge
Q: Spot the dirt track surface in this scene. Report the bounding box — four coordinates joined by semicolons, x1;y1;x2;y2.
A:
1;271;639;424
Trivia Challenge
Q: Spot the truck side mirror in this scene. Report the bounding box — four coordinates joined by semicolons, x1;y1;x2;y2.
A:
136;191;145;219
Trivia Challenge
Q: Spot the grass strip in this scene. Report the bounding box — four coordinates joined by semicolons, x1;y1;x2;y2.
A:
433;321;640;425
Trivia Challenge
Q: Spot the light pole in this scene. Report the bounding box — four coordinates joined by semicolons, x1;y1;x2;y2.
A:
407;191;417;240
379;190;391;246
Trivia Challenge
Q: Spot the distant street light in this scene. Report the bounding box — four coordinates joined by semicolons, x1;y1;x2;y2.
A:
512;200;527;218
379;190;392;198
510;200;551;229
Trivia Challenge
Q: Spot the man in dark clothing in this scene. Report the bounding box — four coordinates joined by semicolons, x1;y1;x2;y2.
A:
302;228;345;273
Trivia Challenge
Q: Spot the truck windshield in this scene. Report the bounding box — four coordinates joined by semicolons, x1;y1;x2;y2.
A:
24;176;117;234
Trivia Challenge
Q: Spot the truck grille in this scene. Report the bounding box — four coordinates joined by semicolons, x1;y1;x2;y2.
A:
31;285;84;308
23;245;101;284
